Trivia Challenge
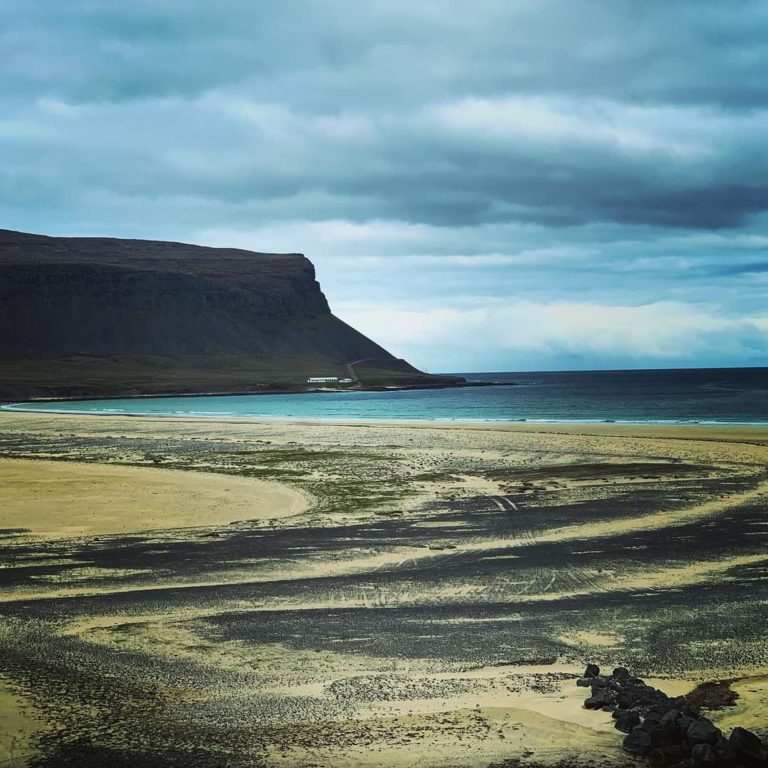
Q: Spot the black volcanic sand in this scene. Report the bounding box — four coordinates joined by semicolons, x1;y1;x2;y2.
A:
1;413;768;767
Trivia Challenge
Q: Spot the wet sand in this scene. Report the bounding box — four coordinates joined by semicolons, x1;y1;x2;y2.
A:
1;410;767;766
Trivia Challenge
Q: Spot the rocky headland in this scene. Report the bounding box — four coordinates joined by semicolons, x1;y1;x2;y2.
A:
0;228;463;400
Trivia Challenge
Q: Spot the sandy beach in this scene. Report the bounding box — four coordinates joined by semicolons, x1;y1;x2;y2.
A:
1;410;767;767
0;458;309;538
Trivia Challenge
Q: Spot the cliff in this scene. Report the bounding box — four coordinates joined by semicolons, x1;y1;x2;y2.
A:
0;229;462;400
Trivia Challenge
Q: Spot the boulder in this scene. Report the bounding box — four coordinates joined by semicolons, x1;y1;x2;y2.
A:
692;743;717;766
712;736;739;768
660;708;681;725
687;718;721;745
653;709;683;741
624;726;653;756
613;666;631;680
648;745;685;767
584;689;616;710
645;710;664;725
729;727;768;766
615;710;641;733
655;722;684;749
616;687;642;709
679;714;697;732
616;682;670;712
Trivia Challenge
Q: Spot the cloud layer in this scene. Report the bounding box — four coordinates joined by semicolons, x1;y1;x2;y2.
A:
2;1;767;370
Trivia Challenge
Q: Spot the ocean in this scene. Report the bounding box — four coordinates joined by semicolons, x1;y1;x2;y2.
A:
4;367;768;425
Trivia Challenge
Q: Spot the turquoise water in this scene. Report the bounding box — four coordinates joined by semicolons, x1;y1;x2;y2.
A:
4;369;768;425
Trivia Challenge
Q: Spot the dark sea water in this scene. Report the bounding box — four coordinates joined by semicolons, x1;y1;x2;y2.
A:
5;368;768;425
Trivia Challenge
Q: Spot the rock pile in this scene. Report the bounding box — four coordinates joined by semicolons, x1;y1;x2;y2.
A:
577;665;767;767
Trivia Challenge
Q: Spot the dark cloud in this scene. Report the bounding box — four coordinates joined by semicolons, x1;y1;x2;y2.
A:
1;0;766;368
5;1;768;107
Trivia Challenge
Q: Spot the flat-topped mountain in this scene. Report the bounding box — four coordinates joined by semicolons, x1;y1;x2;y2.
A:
0;228;462;400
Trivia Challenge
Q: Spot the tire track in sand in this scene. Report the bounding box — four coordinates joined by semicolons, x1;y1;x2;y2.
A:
3;476;766;604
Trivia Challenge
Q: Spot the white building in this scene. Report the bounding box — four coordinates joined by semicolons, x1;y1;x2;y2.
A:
307;376;339;384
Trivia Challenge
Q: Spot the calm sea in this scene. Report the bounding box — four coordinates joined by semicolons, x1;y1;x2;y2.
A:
4;368;768;425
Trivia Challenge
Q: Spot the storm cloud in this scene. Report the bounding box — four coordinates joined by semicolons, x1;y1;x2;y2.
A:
2;0;767;370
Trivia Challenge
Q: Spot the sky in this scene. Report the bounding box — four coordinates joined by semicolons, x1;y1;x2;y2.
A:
2;1;768;372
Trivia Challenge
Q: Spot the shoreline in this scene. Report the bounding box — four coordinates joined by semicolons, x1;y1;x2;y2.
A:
0;378;506;405
4;403;768;433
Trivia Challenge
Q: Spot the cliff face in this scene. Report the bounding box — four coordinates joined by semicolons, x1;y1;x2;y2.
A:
0;229;458;400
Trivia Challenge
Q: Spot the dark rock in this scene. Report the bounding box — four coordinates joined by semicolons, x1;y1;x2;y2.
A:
574;667;752;768
615;710;641;733
616;686;643;709
624;726;653;756
686;681;740;712
691;743;717;767
649;745;685;767
660;708;682;726
687;718;722;745
584;663;600;678
616;682;670;712
729;727;768;766
584;689;616;709
654;691;673;707
647;719;684;749
713;736;739;768
613;666;631;680
679;714;698;732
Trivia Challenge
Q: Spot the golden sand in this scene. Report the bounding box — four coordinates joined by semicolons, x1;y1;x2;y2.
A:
0;457;309;537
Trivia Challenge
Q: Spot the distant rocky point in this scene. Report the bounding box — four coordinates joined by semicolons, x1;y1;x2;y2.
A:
0;228;464;400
